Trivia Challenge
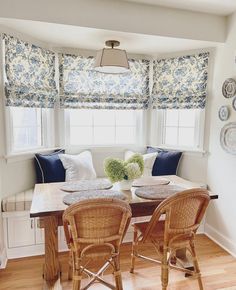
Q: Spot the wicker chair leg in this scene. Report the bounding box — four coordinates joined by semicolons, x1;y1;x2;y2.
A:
161;246;169;290
130;228;138;273
113;255;123;290
189;241;204;290
72;268;82;290
72;257;82;290
68;251;73;280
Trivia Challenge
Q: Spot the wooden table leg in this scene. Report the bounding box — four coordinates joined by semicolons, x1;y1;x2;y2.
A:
42;216;61;288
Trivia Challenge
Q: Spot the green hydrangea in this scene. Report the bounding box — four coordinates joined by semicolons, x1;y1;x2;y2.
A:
104;158;126;183
104;153;144;183
125;153;144;175
124;162;142;180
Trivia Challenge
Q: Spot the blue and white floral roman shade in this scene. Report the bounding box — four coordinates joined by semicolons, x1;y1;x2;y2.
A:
59;54;150;110
152;52;209;109
3;34;57;108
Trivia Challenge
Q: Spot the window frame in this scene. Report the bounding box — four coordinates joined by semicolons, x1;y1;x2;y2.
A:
64;109;147;148
158;108;205;152
5;106;55;155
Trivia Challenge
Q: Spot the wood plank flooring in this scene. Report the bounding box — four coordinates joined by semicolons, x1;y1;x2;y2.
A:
0;235;236;290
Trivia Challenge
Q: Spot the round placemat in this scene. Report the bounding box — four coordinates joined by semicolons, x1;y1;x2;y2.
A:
61;178;113;192
132;177;170;187
63;190;126;205
135;185;186;200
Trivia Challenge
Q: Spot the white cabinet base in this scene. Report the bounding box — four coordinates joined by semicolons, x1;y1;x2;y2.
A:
2;212;69;260
2;211;205;262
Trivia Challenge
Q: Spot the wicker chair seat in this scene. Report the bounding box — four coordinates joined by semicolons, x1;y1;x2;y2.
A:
133;220;165;239
134;220;193;247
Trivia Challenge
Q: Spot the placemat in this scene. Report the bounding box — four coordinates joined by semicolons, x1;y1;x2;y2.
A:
63;190;126;205
61;178;113;192
135;185;186;200
132;176;170;187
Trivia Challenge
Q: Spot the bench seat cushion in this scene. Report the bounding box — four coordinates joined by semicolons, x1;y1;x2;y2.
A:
1;189;33;212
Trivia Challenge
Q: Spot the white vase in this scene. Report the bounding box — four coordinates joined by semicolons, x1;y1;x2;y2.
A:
118;179;133;190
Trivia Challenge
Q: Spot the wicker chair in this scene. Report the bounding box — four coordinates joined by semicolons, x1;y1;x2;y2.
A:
130;188;210;290
63;198;132;290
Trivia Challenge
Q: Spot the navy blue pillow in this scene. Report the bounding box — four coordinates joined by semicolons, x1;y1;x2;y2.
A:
147;147;182;176
34;149;65;183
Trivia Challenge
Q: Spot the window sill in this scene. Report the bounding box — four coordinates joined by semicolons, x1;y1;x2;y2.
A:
2;145;146;163
156;145;208;156
66;144;146;153
3;147;60;163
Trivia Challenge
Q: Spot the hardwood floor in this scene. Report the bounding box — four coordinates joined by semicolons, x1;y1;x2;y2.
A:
0;235;236;290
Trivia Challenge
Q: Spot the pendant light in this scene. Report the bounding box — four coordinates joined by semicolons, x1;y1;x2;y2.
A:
94;40;130;74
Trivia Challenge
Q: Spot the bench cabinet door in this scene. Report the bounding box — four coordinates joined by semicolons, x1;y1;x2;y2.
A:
7;216;35;248
35;218;44;244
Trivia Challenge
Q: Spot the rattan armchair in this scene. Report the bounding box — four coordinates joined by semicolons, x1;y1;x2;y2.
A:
63;198;132;290
130;188;210;290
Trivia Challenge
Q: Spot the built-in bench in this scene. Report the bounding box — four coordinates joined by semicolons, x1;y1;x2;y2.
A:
1;189;70;259
2;189;33;212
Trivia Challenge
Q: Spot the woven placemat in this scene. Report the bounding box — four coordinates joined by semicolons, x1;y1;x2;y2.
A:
133;177;170;187
63;190;125;205
135;185;186;200
61;178;112;192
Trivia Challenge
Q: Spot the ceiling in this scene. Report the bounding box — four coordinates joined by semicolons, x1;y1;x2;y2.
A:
0;18;219;55
119;0;236;15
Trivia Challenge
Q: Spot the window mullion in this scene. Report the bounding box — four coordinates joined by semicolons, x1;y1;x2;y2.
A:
114;110;117;145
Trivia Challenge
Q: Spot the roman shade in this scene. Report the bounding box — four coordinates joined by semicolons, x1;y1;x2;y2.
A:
3;34;57;108
59;54;150;110
152;52;209;109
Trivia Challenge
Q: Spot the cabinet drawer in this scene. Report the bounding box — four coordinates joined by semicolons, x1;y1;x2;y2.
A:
7;216;35;248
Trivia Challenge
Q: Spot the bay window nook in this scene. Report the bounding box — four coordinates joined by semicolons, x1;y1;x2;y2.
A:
0;4;234;289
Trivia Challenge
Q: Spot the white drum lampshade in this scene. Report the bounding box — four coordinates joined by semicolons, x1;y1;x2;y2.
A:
94;40;129;74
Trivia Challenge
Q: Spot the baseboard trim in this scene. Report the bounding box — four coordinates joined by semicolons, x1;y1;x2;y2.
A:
205;223;236;258
0;247;8;269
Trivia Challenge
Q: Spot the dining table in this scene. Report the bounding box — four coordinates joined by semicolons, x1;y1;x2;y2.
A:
30;175;218;290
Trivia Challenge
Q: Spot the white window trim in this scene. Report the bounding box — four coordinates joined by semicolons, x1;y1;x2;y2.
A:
5;107;55;156
157;109;206;153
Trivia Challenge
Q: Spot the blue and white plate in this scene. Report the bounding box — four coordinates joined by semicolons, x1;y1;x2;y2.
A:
232;97;236;111
222;78;236;98
218;106;229;121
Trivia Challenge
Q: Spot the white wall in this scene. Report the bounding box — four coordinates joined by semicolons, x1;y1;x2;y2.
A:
205;12;236;257
0;36;6;264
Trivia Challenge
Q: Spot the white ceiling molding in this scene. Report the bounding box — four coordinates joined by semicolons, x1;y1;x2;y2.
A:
119;0;236;16
0;19;221;55
0;0;226;43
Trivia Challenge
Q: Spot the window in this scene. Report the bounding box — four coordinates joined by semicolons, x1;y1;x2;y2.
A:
7;107;54;153
65;109;143;146
161;109;204;150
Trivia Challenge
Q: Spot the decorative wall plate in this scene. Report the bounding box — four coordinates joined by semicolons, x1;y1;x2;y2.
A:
232;97;236;111
218;106;229;121
222;78;236;98
220;122;236;155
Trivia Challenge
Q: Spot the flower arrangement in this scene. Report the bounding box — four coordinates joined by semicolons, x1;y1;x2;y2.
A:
104;153;144;183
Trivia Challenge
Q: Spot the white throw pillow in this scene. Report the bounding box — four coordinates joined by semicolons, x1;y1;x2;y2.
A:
125;150;158;177
59;151;97;181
